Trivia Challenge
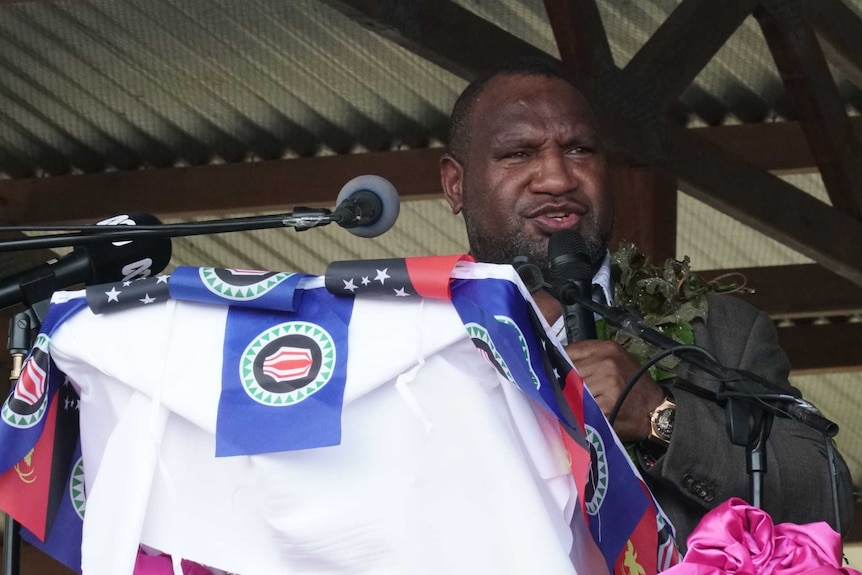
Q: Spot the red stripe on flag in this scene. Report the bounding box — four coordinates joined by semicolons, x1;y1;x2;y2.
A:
0;395;59;540
612;482;661;575
559;421;591;519
562;369;586;435
404;255;470;300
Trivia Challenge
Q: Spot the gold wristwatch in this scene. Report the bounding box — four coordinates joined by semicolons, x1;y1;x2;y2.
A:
648;397;676;445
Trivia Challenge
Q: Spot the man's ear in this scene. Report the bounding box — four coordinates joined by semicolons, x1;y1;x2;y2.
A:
440;154;464;214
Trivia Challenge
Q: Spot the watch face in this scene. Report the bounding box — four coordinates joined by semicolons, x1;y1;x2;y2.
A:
655;408;675;440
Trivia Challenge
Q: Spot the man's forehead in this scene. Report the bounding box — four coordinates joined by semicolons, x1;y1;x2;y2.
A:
481;73;587;104
472;74;598;131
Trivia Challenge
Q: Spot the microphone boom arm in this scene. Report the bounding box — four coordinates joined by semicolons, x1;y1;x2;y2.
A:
0;208;339;252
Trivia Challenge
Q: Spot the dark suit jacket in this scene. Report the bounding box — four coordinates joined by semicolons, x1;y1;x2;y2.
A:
640;293;854;551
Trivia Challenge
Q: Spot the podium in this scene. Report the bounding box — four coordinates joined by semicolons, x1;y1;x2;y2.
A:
0;259;672;575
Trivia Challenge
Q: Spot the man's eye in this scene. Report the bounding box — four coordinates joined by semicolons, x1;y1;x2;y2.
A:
505;151;530;159
568;146;594;155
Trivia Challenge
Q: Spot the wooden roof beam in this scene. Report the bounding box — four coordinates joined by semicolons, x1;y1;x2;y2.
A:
319;0;545;81
624;0;761;106
0;148;446;224
12;2;859;289
806;0;862;91
541;1;679;263
0;118;847;225
542;0;614;76
778;322;862;374
664;121;862;287
756;0;862;219
697;264;862;319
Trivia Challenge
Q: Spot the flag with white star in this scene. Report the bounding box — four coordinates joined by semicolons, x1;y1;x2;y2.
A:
170;267;308;312
216;286;354;456
86;274;171;314
325;255;467;300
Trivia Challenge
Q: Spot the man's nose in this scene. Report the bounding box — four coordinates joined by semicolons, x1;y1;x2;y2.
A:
530;151;577;195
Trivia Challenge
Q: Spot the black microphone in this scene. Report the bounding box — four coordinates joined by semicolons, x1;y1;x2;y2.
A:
546;229;597;342
332;175;400;238
0;213;172;311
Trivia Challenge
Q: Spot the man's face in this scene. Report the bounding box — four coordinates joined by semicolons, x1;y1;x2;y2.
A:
441;74;613;270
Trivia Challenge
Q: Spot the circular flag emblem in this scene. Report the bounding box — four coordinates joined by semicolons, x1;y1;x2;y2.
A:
240;321;335;406
465;322;516;386
69;456;86;520
199;268;295;301
584;424;609;516
1;333;51;429
493;315;541;391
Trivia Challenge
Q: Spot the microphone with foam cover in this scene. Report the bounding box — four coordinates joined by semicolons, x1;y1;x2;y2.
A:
0;213;172;310
546;229;597;342
333;175;400;238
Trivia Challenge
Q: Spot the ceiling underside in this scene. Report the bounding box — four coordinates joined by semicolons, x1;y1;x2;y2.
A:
0;0;861;528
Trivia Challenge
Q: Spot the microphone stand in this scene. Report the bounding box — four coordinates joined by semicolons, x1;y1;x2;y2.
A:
2;296;50;575
0;207;342;252
555;283;838;508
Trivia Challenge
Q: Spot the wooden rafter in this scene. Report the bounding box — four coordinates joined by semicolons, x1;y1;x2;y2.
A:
694;121;816;174
0;122;836;226
0;148;445;224
542;0;614;75
697;264;862;319
0;119;848;225
665;121;862;287
542;0;678;263
624;0;760;106
321;0;862;288
756;0;862;219
807;0;862;90
319;0;546;80
777;322;862;374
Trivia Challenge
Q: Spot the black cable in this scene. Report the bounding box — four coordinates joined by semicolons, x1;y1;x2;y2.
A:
607;344;718;427
608;343;842;532
826;437;842;535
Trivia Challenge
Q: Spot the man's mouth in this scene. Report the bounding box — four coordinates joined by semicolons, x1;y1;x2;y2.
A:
532;210;581;232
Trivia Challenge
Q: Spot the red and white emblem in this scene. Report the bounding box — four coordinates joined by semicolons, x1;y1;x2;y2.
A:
262;347;313;382
14;357;47;406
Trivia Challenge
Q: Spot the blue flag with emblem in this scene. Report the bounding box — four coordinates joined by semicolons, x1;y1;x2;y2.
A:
0;299;88;473
170;266;306;311
580;388;653;574
216;287;354;456
449;274;661;574
449;277;567;424
0;298;88;573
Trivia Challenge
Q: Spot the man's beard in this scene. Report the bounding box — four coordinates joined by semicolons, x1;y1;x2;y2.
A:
463;212;609;274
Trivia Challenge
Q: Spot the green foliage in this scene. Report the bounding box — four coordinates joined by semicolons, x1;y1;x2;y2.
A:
602;243;736;380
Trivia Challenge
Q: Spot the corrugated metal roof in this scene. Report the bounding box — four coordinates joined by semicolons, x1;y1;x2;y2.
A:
2;0;861;178
0;0;860;487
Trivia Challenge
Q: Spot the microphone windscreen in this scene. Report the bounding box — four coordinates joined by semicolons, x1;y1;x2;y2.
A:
547;230;592;284
79;213;172;282
336;175;400;238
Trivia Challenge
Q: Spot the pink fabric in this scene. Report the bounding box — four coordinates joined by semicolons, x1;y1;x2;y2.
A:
133;547;214;575
662;498;858;575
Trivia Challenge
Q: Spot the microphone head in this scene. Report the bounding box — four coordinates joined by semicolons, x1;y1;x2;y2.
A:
335;175;400;238
77;213;172;283
547;229;593;285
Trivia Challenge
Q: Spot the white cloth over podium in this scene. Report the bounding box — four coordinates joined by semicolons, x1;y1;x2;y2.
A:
48;273;600;575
